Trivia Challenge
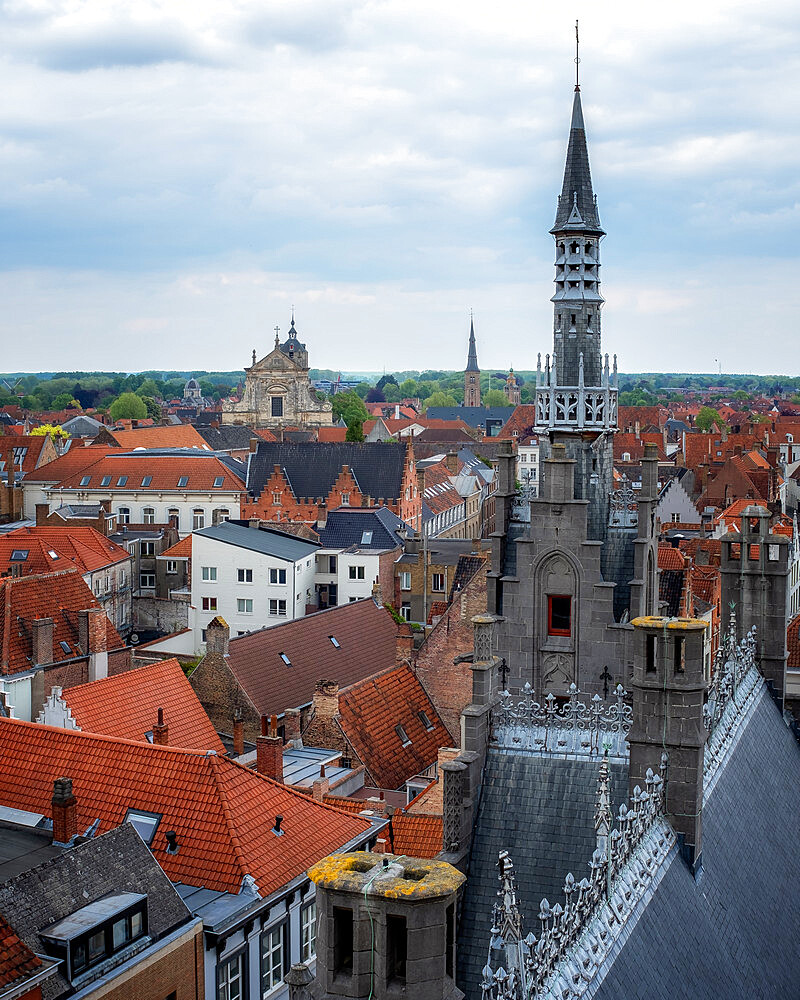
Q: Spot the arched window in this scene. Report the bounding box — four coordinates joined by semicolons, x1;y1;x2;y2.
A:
167;508;180;529
213;508;230;524
118;507;130;525
142;507;155;525
193;508;205;530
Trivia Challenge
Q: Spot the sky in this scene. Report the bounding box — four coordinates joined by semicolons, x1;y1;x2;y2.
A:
0;0;798;376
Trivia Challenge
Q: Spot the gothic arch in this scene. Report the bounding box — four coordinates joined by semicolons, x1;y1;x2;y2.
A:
532;549;581;692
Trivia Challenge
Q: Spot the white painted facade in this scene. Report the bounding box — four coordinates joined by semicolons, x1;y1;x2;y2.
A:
314;549;382;605
516;439;540;495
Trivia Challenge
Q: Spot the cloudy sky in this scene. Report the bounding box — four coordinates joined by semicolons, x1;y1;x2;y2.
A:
0;0;798;375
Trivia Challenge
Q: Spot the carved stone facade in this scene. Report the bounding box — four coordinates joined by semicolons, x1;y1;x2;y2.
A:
222;319;333;430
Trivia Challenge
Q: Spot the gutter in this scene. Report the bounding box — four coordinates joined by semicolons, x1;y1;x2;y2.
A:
0;957;60;1000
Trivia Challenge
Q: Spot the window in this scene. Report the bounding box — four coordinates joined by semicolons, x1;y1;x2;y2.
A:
279;651;291;665
119;569;126;586
237;598;253;614
418;710;434;731
386;914;407;984
341;492;351;506
269;599;287;617
671;513;681;523
177;476;189;488
100;475;111;487
272;491;282;505
213;476;225;488
216;951;243;1000
168;508;180;528
329;635;341;648
118;507;130;524
10;549;28;561
80;475;91;486
104;575;111;593
141;541;155;556
60;640;71;654
142;507;155;524
202;566;217;582
141;476;152;487
333;907;353;976
360;530;373;545
260;923;286;996
238;568;253;583
214;508;230;524
432;573;445;592
395;723;411;747
271;395;284;417
328;555;337;573
400;572;411;591
166;560;177;574
202;597;218;611
547;595;571;636
348;566;365;580
673;637;685;674
193;509;205;530
139;573;156;589
400;603;411;621
124;808;160;844
269;568;287;585
117;476;128;487
301;901;317;962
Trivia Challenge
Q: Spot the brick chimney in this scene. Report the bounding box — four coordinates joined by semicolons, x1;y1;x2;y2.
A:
317;500;328;530
312;765;330;801
256;715;284;782
152;707;169;745
52;776;77;845
205;616;229;657
371;581;383;607
445;451;459;475
284;707;302;747
396;624;413;666
78;607;108;681
312;680;340;718
31;617;54;666
233;709;244;757
35;503;50;526
249;437;260;453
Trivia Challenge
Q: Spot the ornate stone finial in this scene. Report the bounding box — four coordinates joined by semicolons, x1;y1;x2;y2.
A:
274;325;280;347
578;352;585;387
252;348;257;367
594;749;612;856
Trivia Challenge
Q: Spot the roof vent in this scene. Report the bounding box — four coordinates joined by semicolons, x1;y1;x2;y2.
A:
272;815;284;837
165;830;179;855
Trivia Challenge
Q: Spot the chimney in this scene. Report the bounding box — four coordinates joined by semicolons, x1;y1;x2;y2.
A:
256;715;284;782
284;707;302;747
395;404;400;419
317;500;328;530
248;517;261;530
78;607;108;681
312;680;340;718
627;616;708;873
312;764;330;801
641;442;659;501
233;709;244;757
52;776;77;845
396;625;413;666
35;503;50;526
445;451;459;475
31;617;54;666
205;616;230;656
152;707;169;745
371;581;383;608
249;437;260;453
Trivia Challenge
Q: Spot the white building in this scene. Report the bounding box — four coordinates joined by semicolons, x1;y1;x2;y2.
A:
516;435;540;494
191;520;319;649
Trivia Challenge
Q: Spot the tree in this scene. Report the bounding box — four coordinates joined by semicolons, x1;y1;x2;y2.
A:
140;396;162;420
135;378;160;399
51;393;81;410
376;374;398;392
345;420;365;442
366;388;386;403
695;406;724;433
110;392;148;421
30;424;70;443
331;391;369;427
422;391;458;410
399;379;418;398
484;389;508;407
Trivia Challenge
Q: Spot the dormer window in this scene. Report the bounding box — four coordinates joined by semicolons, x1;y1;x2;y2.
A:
213;476;224;488
124;808;161;844
360;530;373;544
10;549;28;561
418;710;434;731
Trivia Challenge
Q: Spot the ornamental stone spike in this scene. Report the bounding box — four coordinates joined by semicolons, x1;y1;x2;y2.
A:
594;750;612;856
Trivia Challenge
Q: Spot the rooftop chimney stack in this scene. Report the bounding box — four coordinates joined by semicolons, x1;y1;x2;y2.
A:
52;776;78;845
232;709;244;757
317;500;328;530
312;764;330;801
256;714;284;783
31;617;54;667
78;607;108;681
152;706;169;746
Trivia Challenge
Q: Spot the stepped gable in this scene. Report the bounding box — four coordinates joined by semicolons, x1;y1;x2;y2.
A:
247;441;408;502
0;717;371;897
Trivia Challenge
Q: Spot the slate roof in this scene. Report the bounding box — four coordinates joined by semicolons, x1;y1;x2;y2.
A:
317;507;408;550
552;88;604;234
0;526;130;576
59;658;225;752
59;414;104;436
336;664;452;789
0;823;191;1000
0;718;371;897
659;569;684;617
0;912;42;989
247;441;410;502
224;599;398;718
0;569;124;676
426;407;514;430
195;520;319;561
195;425;258;451
458;750;628;992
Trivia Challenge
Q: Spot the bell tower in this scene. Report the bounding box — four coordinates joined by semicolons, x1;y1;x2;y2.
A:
464;316;481;408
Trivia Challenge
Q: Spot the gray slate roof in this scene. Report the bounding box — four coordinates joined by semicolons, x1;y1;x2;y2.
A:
247;441;409;502
426;406;514;430
317;507;408;550
195;425;257;451
195;520;319;561
551;88;604;235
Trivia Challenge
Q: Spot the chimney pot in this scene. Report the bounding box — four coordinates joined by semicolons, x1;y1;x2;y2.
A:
233;710;244;757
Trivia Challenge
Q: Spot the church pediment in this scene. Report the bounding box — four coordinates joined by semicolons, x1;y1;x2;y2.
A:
250;348;299;373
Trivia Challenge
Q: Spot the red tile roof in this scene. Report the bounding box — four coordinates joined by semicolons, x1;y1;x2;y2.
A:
224;599;399;719
61;659;225;752
0;434;52;475
159;535;193;559
0;912;42;988
0;526;129;576
390;812;443;858
657;545;686;571
496;405;538;441
337;664;451;790
54;453;245;492
0;717;371;896
317;427;348;442
109;425;209;450
21;445;114;483
618;405;664;432
0;568;124;676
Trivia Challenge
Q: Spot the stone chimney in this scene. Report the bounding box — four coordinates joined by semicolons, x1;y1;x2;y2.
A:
284;707;302;747
152;707;169;745
205;616;230;657
312;765;330;801
256;715;284;782
641;442;659;501
317;500;328;530
312;680;340;718
445;451;459;475
628;615;707;873
31;618;54;666
541;442;575;504
52;776;77;845
371;581;383;608
232;709;244;757
78;607;108;681
249;437;260;453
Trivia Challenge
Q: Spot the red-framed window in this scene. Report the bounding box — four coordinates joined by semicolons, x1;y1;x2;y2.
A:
548;595;571;636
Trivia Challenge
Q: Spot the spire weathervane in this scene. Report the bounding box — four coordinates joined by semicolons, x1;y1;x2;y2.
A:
575;19;580;92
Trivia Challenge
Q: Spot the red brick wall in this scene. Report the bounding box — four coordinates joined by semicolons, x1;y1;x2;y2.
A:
412;565;487;740
101;923;204;1000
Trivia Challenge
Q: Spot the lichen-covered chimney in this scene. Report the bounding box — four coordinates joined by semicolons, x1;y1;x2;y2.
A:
205;616;230;657
52;776;77;845
256;715;284;782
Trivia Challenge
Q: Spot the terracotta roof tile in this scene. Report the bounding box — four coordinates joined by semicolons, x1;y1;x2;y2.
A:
496;405;538;441
788;615;800;671
56;453;245;492
0;435;50;474
0;912;42;988
109;425;209;449
0;718;371;896
0;526;129;576
21;445;114;483
389;812;443;858
61;659;225;752
657;545;686;571
159;534;193;559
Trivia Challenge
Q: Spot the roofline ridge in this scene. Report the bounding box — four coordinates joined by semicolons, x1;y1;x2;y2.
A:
339;661;410;695
64;656;182;695
0;715;209;754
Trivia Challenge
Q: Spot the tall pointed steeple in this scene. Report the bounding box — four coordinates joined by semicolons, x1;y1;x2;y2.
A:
464;315;481;407
551;88;604;236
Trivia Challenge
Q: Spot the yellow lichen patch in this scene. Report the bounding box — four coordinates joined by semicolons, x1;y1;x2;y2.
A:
308;851;465;900
631;616;708;631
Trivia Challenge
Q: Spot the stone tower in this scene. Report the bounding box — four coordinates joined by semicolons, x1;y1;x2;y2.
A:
504;369;521;406
464;317;481;408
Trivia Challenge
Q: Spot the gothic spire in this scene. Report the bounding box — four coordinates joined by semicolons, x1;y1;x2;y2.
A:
551;87;604;235
465;315;479;373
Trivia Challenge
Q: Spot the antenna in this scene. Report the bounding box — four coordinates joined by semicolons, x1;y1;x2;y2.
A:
575;20;580;92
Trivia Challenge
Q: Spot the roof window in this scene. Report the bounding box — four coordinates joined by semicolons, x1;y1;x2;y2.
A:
418;710;435;731
59;641;71;654
279;652;292;666
177;476;189;488
79;476;91;486
360;530;373;544
100;475;111;487
10;550;28;561
123;808;161;845
213;476;224;487
117;476;128;486
48;549;59;559
141;476;152;487
395;724;412;747
329;635;341;648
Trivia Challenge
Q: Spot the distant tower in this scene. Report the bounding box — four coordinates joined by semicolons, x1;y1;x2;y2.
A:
464;316;481;407
504;369;521;406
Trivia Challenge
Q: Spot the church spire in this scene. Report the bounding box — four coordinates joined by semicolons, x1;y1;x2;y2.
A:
464;314;481;407
465;314;479;372
551;86;603;235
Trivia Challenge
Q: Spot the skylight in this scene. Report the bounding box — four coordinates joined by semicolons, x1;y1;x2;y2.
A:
329;635;341;648
100;476;111;487
10;550;28;561
360;530;373;544
79;476;91;486
141;476;152;487
177;476;189;488
59;641;71;654
48;550;59;559
117;476;128;486
213;476;224;488
418;710;435;731
279;652;292;666
395;724;412;747
124;808;161;845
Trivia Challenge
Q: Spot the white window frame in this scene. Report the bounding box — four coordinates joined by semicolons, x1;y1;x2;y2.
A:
260;922;286;997
349;565;365;580
237;598;253;614
238;568;253;583
269;599;287;617
193;508;205;530
139;573;156;589
269;568;287;585
202;566;217;582
142;507;156;525
432;572;445;592
400;572;411;591
216;950;243;1000
166;560;178;574
301;901;317;962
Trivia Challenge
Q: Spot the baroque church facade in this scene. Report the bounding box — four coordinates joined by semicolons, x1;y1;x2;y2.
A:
222;318;333;429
